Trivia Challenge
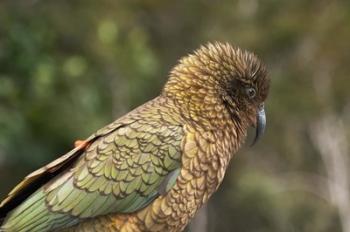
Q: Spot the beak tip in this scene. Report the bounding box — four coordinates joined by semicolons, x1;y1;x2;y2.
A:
250;105;266;146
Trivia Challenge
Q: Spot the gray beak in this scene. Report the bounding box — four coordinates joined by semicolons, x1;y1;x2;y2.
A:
251;104;266;146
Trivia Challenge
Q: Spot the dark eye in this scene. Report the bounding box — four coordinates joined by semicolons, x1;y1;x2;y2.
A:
246;87;256;99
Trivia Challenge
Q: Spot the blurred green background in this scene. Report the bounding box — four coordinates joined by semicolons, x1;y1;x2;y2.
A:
1;1;350;231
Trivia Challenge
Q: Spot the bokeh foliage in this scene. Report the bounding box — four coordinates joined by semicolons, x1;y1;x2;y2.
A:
0;0;349;231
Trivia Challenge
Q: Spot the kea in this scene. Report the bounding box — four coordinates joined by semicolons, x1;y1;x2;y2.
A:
0;42;269;232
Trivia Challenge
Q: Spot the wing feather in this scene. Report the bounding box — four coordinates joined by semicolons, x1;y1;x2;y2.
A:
1;98;184;231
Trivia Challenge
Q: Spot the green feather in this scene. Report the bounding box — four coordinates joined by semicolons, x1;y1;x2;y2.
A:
1;101;184;231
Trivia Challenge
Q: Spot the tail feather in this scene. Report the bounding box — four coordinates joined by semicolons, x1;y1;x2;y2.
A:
0;189;79;232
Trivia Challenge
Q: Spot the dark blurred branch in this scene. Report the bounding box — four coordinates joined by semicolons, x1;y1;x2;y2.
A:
189;204;208;232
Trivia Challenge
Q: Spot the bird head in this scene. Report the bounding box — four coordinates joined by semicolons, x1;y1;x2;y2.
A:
163;42;270;144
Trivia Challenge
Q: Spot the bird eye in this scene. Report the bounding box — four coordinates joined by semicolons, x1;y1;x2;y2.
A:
246;87;256;99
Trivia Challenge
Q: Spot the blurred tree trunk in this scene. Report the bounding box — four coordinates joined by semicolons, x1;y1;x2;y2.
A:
311;116;350;232
309;55;350;232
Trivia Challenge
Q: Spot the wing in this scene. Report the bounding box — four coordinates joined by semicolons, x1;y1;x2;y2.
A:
1;107;184;232
0;117;129;218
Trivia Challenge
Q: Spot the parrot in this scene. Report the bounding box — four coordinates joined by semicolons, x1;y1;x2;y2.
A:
0;42;270;232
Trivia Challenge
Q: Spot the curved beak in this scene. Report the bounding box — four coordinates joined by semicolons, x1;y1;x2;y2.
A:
251;104;266;146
